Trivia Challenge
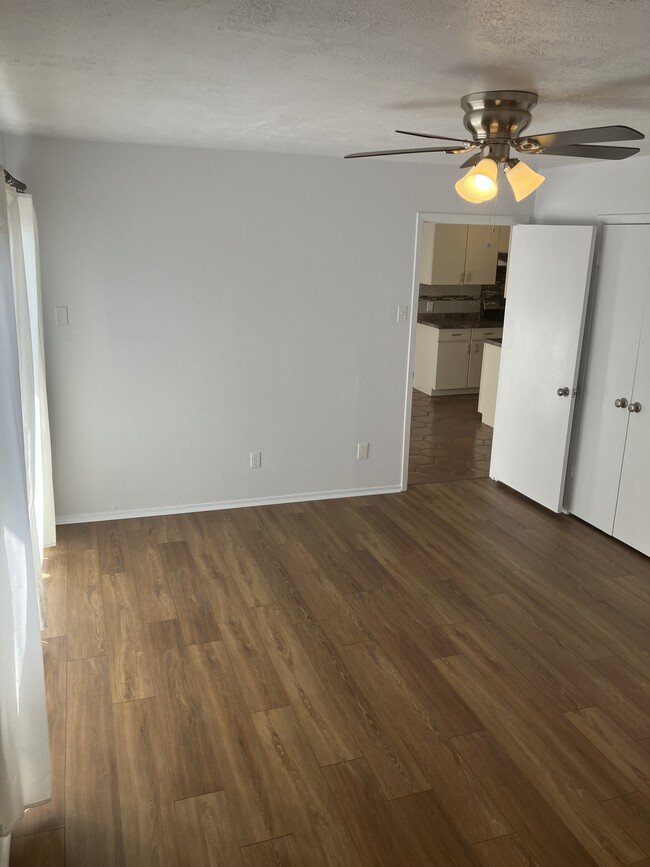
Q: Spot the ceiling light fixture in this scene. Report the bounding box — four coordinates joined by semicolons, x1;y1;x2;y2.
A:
454;149;544;204
504;158;545;201
346;91;643;207
455;157;499;203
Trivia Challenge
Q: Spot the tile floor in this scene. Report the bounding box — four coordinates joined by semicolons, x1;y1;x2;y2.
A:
408;390;493;485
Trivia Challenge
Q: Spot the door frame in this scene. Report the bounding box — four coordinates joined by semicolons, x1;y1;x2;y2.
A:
400;212;521;490
599;213;650;225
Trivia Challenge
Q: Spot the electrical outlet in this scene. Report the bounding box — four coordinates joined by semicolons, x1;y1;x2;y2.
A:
250;451;262;469
397;305;409;323
426;300;433;313
357;442;369;460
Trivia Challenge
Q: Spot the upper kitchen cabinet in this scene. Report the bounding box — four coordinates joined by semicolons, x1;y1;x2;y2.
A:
419;222;500;286
497;225;511;254
419;223;468;284
464;225;500;285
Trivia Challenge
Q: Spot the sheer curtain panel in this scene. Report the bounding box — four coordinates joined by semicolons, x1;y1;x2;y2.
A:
0;176;53;848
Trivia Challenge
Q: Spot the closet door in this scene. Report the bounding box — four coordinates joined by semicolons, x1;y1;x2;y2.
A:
568;225;650;533
613;295;650;556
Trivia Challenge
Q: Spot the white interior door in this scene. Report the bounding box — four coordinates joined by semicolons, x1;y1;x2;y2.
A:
568;225;650;533
613;298;650;556
490;225;596;512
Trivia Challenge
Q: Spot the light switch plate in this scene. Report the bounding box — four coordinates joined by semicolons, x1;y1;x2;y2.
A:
55;306;69;326
397;305;409;323
357;442;369;460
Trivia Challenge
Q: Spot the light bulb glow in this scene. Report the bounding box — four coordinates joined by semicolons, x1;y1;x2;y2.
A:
456;158;499;203
472;174;494;192
504;159;545;201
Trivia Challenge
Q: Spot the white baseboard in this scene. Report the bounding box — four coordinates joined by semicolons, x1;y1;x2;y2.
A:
56;484;402;525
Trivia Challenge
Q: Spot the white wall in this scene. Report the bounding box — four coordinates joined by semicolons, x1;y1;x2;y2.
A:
4;135;531;520
533;156;650;223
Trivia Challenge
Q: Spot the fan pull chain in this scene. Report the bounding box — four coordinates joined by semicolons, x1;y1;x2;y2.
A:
485;184;499;247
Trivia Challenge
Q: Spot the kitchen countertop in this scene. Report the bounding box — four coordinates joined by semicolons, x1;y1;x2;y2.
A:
417;316;504;330
484;338;503;347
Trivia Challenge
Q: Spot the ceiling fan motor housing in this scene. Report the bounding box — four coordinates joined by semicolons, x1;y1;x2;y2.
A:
461;91;539;151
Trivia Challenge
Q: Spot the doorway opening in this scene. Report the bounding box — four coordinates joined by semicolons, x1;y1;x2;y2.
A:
403;217;512;487
407;393;493;485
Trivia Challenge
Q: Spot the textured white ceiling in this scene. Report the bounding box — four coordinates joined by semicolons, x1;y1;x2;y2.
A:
1;0;649;164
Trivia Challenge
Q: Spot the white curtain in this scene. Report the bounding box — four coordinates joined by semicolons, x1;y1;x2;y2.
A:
0;176;53;844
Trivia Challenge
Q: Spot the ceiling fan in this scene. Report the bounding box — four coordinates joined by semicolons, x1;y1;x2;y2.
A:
345;91;644;203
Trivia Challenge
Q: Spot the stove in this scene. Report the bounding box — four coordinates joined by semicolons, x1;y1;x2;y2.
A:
481;296;506;322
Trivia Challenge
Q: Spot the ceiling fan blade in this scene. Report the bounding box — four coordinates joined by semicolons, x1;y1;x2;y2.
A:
459;152;482;169
395;129;475;146
344;145;475;159
540;144;641;160
516;125;644;149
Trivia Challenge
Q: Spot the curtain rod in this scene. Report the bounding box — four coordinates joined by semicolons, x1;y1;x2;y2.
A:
4;169;27;193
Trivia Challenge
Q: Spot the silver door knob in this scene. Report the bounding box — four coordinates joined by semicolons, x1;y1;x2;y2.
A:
614;398;629;408
628;401;642;413
557;387;570;397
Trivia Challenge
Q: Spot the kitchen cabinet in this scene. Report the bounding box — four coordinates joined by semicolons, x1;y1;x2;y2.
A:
497;224;511;254
478;342;501;427
468;327;502;387
464;225;500;285
419;223;500;286
567;223;650;556
436;335;473;390
413;324;502;394
419;223;467;285
468;339;485;388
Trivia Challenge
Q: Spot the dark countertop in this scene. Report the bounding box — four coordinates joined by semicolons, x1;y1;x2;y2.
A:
417;316;504;330
484;338;503;347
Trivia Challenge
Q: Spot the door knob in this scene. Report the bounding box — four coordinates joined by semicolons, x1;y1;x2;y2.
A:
614;398;629;408
557;387;570;397
628;401;642;413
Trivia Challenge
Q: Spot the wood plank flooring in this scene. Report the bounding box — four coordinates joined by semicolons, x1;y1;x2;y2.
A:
10;478;650;866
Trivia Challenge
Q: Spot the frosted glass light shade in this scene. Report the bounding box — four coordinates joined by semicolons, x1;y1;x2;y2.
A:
505;160;545;201
456;158;499;203
454;177;483;203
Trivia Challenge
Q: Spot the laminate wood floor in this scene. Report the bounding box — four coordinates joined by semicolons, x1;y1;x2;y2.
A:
10;479;650;867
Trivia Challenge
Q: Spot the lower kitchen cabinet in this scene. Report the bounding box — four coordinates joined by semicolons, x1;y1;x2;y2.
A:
413;324;502;394
567;223;650;557
436;337;472;390
468;339;485;388
478;342;501;426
